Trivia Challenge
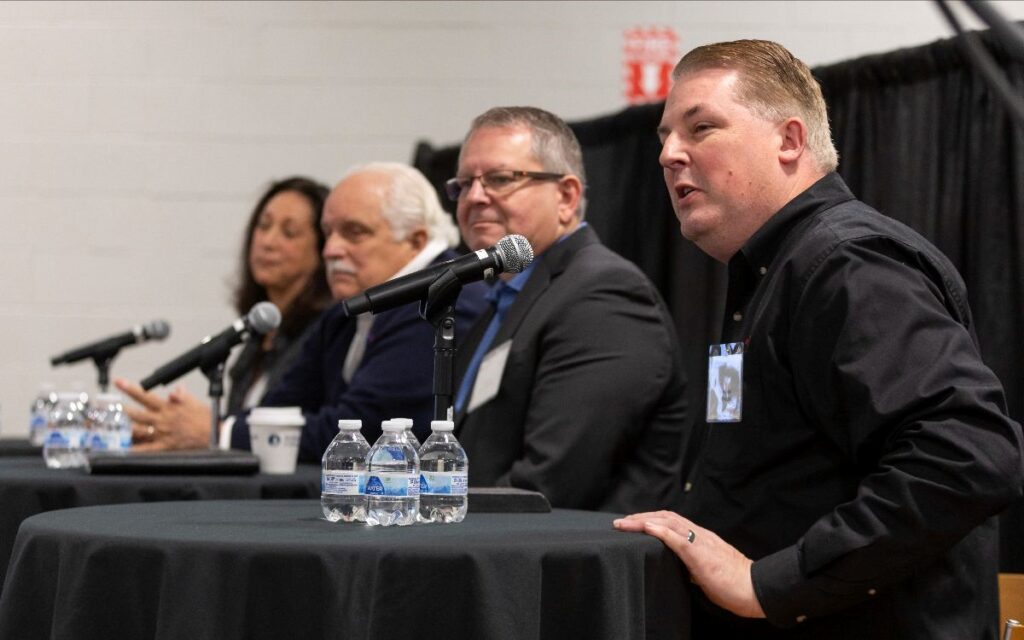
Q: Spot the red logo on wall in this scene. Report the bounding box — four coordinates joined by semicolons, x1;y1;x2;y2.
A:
623;27;679;104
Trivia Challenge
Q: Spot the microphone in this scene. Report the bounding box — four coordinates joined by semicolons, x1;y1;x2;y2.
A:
343;234;534;316
139;302;281;390
51;320;171;366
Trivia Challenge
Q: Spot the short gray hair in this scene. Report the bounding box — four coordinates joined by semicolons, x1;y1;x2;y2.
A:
344;162;460;247
463;106;588;218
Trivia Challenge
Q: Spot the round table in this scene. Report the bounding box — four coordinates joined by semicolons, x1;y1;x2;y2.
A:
0;457;320;591
0;438;40;457
0;500;690;640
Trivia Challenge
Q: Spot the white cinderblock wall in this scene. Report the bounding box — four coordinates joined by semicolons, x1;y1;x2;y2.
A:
1;0;1020;435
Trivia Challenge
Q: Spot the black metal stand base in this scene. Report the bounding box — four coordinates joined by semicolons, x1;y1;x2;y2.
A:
201;361;225;449
419;269;464;422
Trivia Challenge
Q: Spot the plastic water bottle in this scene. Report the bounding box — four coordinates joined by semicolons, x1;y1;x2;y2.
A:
365;420;419;526
390;417;419;450
84;393;132;454
43;392;88;469
29;384;57;446
321;419;370;523
418;420;468;523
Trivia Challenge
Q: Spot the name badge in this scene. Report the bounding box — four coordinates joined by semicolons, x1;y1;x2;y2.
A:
707;342;744;423
468;340;512;413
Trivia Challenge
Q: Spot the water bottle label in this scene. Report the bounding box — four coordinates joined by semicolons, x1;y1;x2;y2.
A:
419;471;468;496
44;428;84;449
45;430;68;447
322;471;365;495
365;472;419;497
88;432;130;452
29;415;47;443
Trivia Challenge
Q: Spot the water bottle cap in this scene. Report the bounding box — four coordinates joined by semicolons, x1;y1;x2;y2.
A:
431;420;454;432
56;391;83;401
94;393;123;405
337;419;362;431
381;420;403;433
390;417;413;427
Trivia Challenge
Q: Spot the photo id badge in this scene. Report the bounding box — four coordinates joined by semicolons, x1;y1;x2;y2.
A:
707;342;744;423
468;340;512;414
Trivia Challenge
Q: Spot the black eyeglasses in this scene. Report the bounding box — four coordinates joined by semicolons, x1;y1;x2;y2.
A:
444;170;565;202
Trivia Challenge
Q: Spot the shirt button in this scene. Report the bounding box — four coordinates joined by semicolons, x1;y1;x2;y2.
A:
683;482;692;493
759;266;767;275
732;311;742;322
796;615;807;623
868;588;877;596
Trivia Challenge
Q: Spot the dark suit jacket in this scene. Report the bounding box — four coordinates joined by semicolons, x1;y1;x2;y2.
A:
454;225;688;513
231;249;488;462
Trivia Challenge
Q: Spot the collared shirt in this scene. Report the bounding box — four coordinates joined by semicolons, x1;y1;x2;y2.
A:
685;173;1023;638
453;261;536;412
341;238;450;383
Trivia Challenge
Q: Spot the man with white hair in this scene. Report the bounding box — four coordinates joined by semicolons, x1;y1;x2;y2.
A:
118;163;487;459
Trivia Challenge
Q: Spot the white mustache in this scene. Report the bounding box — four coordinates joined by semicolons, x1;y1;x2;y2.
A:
326;260;357;276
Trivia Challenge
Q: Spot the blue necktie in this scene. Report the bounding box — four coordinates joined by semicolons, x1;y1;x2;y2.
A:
454;282;517;413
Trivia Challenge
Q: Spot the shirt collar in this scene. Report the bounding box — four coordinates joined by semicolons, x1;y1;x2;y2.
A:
735;173;856;273
389;237;449;280
555;221;587;248
488;260;536;302
484;220;588;301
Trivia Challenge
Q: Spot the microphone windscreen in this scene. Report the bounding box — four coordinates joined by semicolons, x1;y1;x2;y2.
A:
248;302;281;334
496;234;534;273
143;319;171;340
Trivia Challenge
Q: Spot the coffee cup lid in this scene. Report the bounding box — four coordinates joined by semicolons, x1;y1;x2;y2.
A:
248;407;304;427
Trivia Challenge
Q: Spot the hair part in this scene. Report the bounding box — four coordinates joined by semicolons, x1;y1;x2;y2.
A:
673;39;839;173
463;106;588;218
343;162;460;247
233;175;332;337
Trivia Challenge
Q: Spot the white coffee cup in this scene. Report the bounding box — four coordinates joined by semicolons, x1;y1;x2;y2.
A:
248;407;304;474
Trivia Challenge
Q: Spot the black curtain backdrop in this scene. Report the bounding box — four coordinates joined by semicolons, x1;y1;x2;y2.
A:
412;29;1024;570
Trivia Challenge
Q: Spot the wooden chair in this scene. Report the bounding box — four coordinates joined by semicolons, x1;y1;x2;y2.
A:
1000;573;1024;639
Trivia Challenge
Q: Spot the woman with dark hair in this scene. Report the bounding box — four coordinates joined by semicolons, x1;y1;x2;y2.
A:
116;177;331;448
226;176;331;414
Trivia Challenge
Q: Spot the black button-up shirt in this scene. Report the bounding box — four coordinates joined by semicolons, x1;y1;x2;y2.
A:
684;173;1023;639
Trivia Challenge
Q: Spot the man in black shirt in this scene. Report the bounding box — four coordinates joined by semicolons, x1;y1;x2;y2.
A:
614;39;1024;639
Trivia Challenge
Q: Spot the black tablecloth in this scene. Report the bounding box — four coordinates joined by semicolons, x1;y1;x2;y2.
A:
0;500;690;640
0;438;40;457
0;457;320;591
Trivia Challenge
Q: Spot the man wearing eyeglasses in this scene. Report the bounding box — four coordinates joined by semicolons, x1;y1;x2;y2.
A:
119;163;487;458
448;106;688;514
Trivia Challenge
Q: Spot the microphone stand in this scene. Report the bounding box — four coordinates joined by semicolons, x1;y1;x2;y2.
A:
200;360;226;449
419;269;463;421
91;354;115;393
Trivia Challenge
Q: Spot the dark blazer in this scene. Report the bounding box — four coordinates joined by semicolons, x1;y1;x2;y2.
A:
231;249;488;462
454;225;688;513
